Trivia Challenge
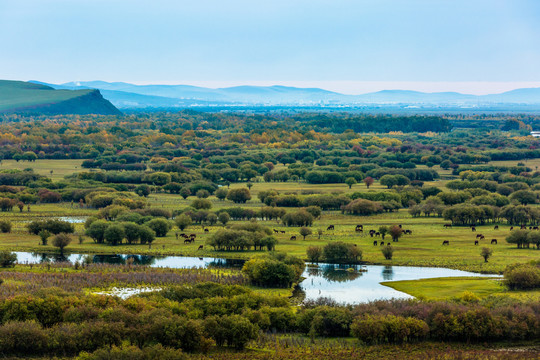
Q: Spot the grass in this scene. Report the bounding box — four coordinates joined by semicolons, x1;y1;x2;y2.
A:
1;160;539;274
0;159;84;181
382;276;540;301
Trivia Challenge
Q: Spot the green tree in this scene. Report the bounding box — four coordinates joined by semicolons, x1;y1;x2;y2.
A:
175;214;192;231
38;230;51;245
307;246;322;263
345;177;357;189
52;233;71;254
104;224;125;245
378;225;389;240
226;188;251;203
0;251;17;267
480;247;493;263
299;226;312;240
85;220;109;244
215;187;228;201
382;245;394;260
146;218;171;237
218;212;230;226
179;187;191;199
138;226;156;244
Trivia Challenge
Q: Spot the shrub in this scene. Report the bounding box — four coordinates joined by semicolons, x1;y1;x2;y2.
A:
104;224;125;245
0;219;12;233
0;251;17;267
504;263;540;290
52;233;72;254
281;209;314;227
226;188;251;203
146;218;172;237
27;219;74;235
351;314;429;344
382;245;394;260
191;198;212;210
307;246;323;263
175;214;192;231
342;199;383;216
203;315;258;350
138;226;156;244
85;220;109;244
38;230;51;245
322;242;362;263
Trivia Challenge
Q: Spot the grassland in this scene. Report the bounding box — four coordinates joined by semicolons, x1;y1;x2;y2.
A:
382;276;540;301
1;159;539;276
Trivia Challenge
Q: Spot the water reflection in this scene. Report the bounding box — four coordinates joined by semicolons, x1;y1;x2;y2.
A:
13;252;498;304
382;266;394;281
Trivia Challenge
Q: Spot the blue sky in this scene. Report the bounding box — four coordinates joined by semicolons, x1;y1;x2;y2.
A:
2;0;540;94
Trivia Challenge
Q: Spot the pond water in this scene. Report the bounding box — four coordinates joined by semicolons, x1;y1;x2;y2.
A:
13;252;498;303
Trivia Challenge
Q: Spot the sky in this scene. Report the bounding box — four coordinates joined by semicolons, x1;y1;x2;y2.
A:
2;0;540;95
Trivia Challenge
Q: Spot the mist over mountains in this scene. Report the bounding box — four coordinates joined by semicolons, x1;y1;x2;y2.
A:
30;80;540;110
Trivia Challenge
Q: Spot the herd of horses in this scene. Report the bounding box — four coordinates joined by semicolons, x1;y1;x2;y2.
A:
175;232;204;250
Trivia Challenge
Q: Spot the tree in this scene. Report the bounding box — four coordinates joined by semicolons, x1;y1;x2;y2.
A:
218;212;230;226
378;225;388;240
38;230;51;245
382;245;394;260
146;218;171;237
179;187;191;199
206;213;218;226
138;226;156;244
345;177;357;189
52;233;71;254
85;220;109;244
480;247;493;263
388;225;403;242
504;263;540;290
299;227;312;240
175;214;192;231
104;224;125;245
510;190;537;205
196;189;210;198
323;242;362;263
135;184;150;197
226;188;251;203
506;229;529;248
363;176;374;189
215;187;228;201
0;251;16;267
191;198;212;210
0;220;12;233
122;222;141;244
307;246;322;263
246;182;253;190
380;175;398;189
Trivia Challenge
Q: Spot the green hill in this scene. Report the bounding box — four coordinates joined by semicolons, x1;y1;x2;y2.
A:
0;80;121;115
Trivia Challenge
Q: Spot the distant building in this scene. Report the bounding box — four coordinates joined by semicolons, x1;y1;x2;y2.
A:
531;131;540;137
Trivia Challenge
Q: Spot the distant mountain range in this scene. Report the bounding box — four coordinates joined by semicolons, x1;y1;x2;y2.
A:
28;80;540;110
0;80;121;115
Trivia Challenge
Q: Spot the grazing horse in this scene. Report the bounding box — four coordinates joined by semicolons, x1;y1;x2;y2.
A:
280;231;285;234
375;232;380;237
474;240;479;245
471;227;476;232
273;229;279;233
327;225;335;230
373;241;378;246
197;245;203;250
479;235;485;240
204;228;209;233
380;242;385;246
290;236;297;240
510;226;514;231
387;243;391;246
443;224;452;228
494;225;499;230
404;230;412;235
476;234;483;238
491;239;497;245
184;239;191;244
442;240;450;245
189;234;196;238
369;230;376;237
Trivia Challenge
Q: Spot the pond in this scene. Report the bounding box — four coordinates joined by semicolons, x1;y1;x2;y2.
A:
13;252;498;304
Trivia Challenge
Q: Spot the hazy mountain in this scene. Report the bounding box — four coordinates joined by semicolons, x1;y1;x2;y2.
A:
0;80;121;115
29;80;540;109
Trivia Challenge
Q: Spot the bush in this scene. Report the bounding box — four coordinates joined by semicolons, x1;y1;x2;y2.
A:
191;198;212;210
52;233;72;254
382;245;394;260
27;219;74;235
504;263;540;290
307;246;323;263
146;218;172;237
342;199;383;216
351;314;429;344
281;209;314;227
242;254;304;287
203;315;258;349
226;188;251;203
322;242;362;263
0;219;12;233
104;224;125;245
77;344;187;360
175;214;192;231
0;251;17;267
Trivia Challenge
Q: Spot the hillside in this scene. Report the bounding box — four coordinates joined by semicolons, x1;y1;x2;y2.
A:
0;80;121;115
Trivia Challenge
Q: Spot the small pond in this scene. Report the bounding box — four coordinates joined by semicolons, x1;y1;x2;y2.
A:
13;252;498;304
